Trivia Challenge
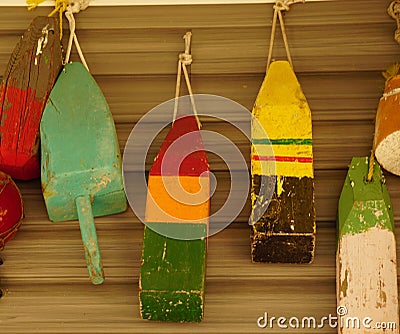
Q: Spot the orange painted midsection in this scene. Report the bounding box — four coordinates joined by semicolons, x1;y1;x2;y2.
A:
145;175;210;223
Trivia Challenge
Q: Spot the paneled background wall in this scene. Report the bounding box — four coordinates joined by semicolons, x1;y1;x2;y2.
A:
0;1;399;333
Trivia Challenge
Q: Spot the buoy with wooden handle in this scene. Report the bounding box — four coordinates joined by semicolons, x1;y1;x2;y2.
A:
337;157;399;333
40;62;127;285
0;16;62;180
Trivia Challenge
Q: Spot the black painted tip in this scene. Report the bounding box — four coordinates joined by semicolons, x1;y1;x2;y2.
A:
251;233;315;263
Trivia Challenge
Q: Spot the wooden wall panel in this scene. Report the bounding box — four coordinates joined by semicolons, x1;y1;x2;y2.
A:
0;1;399;333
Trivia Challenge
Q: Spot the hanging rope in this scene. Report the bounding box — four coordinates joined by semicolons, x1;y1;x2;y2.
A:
388;0;400;44
172;32;201;129
27;0;90;71
64;6;90;71
367;149;375;182
266;0;304;71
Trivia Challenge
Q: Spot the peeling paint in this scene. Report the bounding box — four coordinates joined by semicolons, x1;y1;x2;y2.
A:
34;24;49;66
337;227;398;333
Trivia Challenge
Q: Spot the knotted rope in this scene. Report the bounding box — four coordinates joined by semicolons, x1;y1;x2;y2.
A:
173;32;201;129
366;149;375;182
27;0;89;71
266;0;304;71
64;6;89;70
388;0;400;44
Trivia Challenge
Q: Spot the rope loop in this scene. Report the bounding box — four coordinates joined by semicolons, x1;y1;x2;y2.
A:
266;0;304;71
64;7;90;71
173;32;201;129
69;0;90;13
273;1;291;12
179;53;193;66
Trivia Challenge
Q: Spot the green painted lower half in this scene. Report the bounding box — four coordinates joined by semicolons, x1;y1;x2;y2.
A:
140;224;207;322
140;291;203;322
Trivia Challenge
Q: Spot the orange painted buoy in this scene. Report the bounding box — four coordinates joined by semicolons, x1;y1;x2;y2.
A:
375;68;400;175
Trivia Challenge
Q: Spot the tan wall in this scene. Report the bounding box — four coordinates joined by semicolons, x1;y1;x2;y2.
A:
0;1;399;333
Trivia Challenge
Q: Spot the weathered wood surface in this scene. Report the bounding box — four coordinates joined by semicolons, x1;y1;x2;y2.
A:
0;1;399;333
375;73;400;176
337;157;399;333
250;60;315;263
0;171;23;250
40;62;127;284
0;16;62;180
140;116;209;322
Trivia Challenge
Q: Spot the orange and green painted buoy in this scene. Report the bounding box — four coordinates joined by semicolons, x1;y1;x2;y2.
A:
139;115;209;322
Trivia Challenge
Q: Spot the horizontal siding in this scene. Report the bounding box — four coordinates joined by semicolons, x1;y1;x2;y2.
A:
0;1;399;333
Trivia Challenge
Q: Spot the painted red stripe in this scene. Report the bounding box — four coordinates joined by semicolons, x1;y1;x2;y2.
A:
253;155;313;163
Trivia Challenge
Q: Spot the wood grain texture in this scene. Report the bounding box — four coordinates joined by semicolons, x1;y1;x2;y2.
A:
0;16;62;180
337;158;399;333
250;61;315;263
140;116;209;322
0;0;399;333
40;62;127;284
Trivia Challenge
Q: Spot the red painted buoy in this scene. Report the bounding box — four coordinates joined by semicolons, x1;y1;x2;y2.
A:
0;171;23;249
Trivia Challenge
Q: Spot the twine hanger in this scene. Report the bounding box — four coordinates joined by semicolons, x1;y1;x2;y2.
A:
266;0;304;71
27;0;90;71
173;32;201;129
388;0;400;44
366;148;375;182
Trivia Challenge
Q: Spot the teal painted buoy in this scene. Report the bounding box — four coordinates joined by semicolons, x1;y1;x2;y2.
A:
40;62;127;285
337;157;399;333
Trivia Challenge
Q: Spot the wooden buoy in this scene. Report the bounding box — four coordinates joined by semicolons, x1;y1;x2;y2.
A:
250;60;316;263
139;115;210;322
0;16;62;180
375;66;400;175
40;62;127;285
0;171;23;250
337;157;399;334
